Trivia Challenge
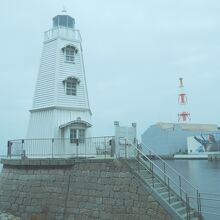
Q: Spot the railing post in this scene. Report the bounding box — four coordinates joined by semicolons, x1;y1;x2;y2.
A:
105;137;107;159
168;177;170;203
125;139;127;159
185;194;189;220
7;141;12;158
21;139;24;150
179;176;182;199
137;144;140;172
76;139;79;157
76;143;78;157
199;192;202;219
52;138;54;158
188;196;190;220
21;139;24;158
152;163;154;187
84;138;86;157
197;190;201;218
163;162;166;183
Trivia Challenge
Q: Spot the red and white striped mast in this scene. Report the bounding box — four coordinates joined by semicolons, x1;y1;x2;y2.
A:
178;77;191;122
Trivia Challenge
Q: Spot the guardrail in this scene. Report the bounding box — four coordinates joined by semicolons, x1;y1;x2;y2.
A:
141;142;201;217
124;141;220;220
7;136;115;159
125;142;199;219
197;192;220;220
5;137;220;219
44;27;82;42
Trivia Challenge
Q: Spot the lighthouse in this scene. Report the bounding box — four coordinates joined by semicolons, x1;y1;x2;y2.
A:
27;11;92;151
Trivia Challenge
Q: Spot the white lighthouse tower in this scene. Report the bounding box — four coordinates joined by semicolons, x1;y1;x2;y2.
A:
27;11;92;155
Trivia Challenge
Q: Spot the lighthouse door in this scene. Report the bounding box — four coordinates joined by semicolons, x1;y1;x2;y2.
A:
70;128;85;144
66;128;86;156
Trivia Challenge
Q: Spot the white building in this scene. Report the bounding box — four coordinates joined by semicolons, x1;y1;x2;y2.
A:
26;11;92;156
142;122;219;155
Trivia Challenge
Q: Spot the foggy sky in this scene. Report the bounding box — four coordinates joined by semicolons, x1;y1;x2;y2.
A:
1;0;220;154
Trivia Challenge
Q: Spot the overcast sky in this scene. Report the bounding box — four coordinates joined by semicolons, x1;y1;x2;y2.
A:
1;0;220;154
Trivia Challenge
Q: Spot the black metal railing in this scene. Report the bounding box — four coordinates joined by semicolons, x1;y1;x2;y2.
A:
5;136;220;219
128;142;198;219
7;136;115;159
196;192;220;220
122;141;220;220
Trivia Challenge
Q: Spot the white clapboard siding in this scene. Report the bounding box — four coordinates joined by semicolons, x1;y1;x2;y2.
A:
27;14;92;140
27;110;55;138
27;109;91;139
32;40;57;109
56;40;89;109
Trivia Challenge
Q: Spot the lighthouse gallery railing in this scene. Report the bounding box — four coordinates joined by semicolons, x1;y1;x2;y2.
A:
7;136;115;159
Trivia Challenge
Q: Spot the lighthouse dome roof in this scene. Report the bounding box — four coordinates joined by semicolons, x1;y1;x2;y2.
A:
53;11;75;29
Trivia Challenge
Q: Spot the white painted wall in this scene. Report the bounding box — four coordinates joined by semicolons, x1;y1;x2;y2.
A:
114;122;137;158
27;14;92;143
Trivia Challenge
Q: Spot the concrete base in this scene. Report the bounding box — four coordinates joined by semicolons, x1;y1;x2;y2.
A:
208;153;220;161
174;154;208;159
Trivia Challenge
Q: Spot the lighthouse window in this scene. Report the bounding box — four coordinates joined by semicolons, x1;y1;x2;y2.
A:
66;78;77;96
66;46;75;62
70;129;77;143
70;128;85;143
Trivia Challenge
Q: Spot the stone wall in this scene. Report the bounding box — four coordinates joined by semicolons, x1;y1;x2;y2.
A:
0;158;171;220
0;211;21;220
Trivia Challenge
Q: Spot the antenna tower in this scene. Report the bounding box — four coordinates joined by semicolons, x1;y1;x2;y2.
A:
178;77;191;122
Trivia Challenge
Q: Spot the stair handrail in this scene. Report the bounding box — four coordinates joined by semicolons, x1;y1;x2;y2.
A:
126;140;202;218
126;143;199;219
133;144;188;195
133;149;189;198
140;142;199;191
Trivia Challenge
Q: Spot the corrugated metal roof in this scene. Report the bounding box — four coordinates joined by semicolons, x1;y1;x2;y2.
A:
156;122;218;131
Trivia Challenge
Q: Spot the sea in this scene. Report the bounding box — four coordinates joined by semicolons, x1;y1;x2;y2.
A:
166;160;220;220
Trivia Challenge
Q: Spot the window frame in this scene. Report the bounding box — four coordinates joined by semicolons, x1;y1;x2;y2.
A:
70;128;86;144
65;46;75;63
70;128;77;144
66;78;77;96
63;45;78;64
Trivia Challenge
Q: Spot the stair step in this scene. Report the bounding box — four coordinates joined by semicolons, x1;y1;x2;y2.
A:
145;176;159;183
171;201;185;209
160;191;171;197
182;210;197;219
139;173;151;178
176;206;187;215
188;217;199;220
147;181;164;188
156;186;167;193
126;159;199;220
166;196;179;204
139;169;151;173
142;176;155;182
161;192;178;201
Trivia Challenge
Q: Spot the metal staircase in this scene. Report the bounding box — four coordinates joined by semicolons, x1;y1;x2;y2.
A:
120;141;202;220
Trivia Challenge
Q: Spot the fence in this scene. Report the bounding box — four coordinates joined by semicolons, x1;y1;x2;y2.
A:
7;136;115;159
134;142;220;220
196;192;220;220
6;137;220;219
